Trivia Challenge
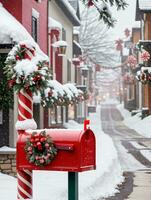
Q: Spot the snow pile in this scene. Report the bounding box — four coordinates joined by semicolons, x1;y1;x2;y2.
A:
64;83;79;97
117;103;151;138
48;80;65;97
0;173;17;199
15;119;37;131
0;146;16;152
0;106;123;200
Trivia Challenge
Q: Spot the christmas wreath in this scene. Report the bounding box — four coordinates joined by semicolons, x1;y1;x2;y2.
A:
4;42;51;94
25;131;57;166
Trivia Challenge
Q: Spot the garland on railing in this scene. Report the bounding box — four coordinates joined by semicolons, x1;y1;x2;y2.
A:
136;67;151;84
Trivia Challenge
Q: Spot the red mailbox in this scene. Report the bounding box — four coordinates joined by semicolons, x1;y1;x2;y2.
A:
17;128;96;172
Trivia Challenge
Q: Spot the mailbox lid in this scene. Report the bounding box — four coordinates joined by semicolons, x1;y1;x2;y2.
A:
25;129;83;143
80;129;96;171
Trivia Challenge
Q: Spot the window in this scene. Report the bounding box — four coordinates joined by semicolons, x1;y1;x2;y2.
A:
67;59;71;82
32;8;39;42
32;16;38;42
62;28;66;41
48;107;56;125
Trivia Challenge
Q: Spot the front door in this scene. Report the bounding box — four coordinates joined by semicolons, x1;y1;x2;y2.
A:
0;53;13;147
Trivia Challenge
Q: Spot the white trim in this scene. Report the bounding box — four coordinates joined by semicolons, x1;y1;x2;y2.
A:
32;8;40;19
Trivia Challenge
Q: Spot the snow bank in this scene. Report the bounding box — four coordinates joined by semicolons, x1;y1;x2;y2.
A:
0;173;17;199
117;103;151;138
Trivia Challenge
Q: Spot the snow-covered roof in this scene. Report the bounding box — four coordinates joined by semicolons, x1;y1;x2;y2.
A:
0;3;35;44
52;40;68;47
55;0;80;26
48;17;62;31
139;0;151;10
0;3;48;60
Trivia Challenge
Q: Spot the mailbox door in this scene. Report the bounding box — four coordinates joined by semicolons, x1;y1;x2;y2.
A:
80;129;96;171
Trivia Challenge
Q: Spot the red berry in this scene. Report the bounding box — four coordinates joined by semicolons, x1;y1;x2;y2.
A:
40;137;46;142
15;55;20;60
30;138;35;143
37;142;41;146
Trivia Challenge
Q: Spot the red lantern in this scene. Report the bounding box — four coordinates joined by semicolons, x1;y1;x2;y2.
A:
115;39;123;51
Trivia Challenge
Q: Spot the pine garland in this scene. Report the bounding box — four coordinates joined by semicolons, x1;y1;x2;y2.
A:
4;42;51;94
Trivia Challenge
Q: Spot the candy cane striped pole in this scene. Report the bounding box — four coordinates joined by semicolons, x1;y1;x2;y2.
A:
17;89;33;200
18;89;33;121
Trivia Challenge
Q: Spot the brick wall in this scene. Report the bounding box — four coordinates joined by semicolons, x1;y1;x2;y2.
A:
0;152;16;177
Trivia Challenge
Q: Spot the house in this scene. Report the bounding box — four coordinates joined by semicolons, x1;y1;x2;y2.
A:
131;24;141;110
0;0;48;147
44;0;81;128
135;0;151;114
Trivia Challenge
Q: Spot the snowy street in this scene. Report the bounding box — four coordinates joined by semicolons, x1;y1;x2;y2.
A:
101;103;151;200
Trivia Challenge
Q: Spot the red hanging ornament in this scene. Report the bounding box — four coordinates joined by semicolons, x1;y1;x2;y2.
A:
33;75;42;82
115;39;123;51
124;28;130;38
141;50;150;62
127;55;137;66
48;90;53;97
88;0;94;7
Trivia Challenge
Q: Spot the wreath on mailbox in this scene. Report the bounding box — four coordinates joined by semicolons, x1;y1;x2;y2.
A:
25;131;57;166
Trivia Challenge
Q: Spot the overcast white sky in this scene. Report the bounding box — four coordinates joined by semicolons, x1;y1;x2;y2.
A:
110;0;138;39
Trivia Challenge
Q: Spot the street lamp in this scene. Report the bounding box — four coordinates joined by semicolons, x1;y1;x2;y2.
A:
52;40;68;56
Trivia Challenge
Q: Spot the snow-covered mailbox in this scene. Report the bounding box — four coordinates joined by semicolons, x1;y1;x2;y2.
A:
17;128;96;172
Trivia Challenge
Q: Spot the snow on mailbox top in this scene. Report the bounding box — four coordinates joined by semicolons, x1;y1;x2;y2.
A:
17;128;96;172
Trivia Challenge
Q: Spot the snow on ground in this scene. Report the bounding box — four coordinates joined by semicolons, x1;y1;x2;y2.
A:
0;106;123;200
0;173;17;199
140;150;151;161
117;103;151;138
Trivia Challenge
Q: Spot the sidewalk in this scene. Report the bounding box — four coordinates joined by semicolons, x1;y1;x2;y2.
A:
126;170;151;200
